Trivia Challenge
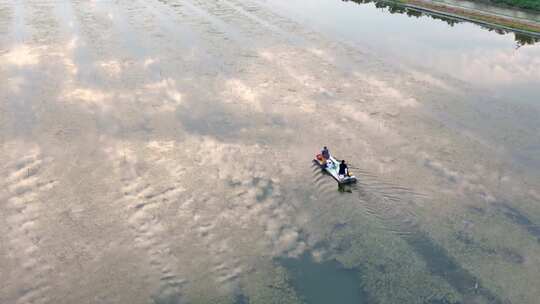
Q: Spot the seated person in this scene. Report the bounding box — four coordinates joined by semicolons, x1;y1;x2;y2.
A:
321;146;330;160
326;159;333;168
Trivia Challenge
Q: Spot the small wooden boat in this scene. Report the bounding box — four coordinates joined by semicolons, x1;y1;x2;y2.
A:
314;154;357;184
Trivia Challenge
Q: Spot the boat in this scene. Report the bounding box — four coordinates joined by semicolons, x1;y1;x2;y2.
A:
314;154;357;184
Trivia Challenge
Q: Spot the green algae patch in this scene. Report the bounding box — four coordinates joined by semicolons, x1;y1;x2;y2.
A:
240;262;304;304
178;262;304;304
279;253;369;304
427;202;540;304
322;214;463;304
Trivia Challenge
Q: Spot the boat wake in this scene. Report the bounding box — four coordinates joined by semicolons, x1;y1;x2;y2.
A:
311;161;426;236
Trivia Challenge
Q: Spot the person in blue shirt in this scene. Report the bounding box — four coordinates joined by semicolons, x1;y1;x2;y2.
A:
321;146;330;160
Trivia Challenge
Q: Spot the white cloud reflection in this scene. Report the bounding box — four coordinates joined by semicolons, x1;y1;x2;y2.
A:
102;135;305;289
223;79;262;112
1;45;40;67
425;48;540;87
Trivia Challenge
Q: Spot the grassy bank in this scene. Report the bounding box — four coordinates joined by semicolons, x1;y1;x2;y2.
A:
480;0;540;11
345;0;540;37
397;0;540;33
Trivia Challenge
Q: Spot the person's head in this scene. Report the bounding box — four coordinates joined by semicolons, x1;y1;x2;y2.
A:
341;160;345;164
323;146;327;150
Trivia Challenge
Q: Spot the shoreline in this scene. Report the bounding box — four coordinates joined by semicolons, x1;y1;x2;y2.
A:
391;0;540;35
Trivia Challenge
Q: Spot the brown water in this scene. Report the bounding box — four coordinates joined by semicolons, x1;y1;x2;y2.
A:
1;1;539;303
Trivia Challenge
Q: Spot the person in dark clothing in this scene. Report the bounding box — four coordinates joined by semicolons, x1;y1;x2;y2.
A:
339;160;348;177
321;146;330;160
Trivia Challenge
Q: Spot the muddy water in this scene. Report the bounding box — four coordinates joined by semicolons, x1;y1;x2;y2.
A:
1;0;539;303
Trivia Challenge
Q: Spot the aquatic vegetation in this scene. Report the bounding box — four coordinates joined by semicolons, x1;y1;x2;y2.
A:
240;263;304;304
325;214;464;304
279;253;368;304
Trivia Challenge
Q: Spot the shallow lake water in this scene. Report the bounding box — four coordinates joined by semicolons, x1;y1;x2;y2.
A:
1;0;539;303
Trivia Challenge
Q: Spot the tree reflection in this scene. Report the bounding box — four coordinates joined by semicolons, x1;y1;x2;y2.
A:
342;0;539;46
514;32;540;47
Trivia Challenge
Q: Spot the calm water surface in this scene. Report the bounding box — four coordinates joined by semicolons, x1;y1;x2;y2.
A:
269;0;540;103
0;0;539;303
